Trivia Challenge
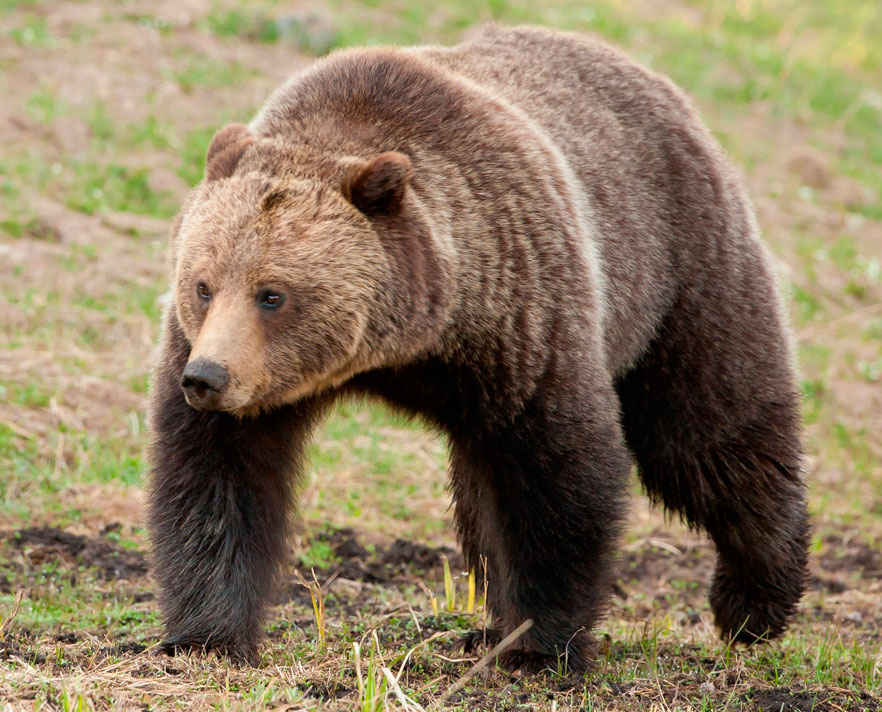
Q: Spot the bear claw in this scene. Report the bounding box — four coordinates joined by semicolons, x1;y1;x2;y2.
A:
496;649;561;676
453;627;504;654
159;636;258;667
453;629;589;676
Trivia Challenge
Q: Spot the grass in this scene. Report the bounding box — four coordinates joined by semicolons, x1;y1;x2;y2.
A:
204;8;282;44
0;0;880;709
162;47;260;93
61;162;176;217
6;13;54;49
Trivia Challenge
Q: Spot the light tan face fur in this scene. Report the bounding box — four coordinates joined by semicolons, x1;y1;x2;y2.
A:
173;174;391;416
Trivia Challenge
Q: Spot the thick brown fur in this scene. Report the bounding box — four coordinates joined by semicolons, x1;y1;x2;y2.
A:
147;25;809;673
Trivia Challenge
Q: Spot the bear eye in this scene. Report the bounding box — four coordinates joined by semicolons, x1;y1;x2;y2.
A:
258;289;284;309
196;282;212;302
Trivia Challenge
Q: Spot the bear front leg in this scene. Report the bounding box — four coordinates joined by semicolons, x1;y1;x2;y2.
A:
147;314;325;663
449;379;632;674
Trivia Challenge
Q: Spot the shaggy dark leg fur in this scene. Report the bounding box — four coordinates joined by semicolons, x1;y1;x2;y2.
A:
616;304;809;643
147;315;326;663
447;378;632;674
353;359;631;674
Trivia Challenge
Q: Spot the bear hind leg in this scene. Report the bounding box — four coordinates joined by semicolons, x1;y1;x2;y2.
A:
702;411;809;642
617;329;810;643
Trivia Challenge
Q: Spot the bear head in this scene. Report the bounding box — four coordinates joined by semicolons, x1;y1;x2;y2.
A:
170;123;417;416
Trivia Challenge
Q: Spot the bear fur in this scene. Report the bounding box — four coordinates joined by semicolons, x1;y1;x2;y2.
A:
147;25;809;673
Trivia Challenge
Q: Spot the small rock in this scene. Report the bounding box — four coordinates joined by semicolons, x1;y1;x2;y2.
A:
786;147;831;189
25;217;63;242
827;175;876;209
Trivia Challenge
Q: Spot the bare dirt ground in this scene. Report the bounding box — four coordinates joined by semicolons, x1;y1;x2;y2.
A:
1;517;880;710
0;0;880;709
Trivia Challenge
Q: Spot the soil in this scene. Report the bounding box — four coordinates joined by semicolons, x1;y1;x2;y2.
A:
820;533;882;579
745;687;881;712
4;526;148;580
302;679;355;700
0;639;46;665
295;527;462;583
0;522;880;709
4;523;876;617
99;642;148;658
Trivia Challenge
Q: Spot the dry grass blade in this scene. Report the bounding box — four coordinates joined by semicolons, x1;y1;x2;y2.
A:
382;666;427;712
437;618;534;704
0;589;27;640
295;568;329;649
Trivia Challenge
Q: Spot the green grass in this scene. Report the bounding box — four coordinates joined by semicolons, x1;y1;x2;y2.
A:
297;539;341;570
204;8;281;43
124;115;171;150
177;126;216;186
61;162;176;217
6;12;54;48
0;380;52;408
165;49;257;92
0;0;38;10
24;85;64;123
0;563;158;635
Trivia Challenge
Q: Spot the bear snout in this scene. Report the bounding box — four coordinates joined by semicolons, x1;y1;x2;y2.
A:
180;357;230;410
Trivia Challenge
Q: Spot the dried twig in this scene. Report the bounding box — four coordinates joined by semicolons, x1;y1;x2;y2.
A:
437;618;533;704
0;589;27;640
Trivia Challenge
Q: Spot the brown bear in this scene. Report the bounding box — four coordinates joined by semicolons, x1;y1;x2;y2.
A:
147;25;809;673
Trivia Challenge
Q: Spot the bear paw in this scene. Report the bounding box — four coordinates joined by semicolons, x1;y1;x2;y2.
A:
159;634;259;666
496;649;559;676
710;566;803;644
453;628;592;676
452;627;504;654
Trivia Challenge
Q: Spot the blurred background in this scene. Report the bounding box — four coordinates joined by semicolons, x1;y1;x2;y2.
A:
0;0;880;708
1;0;879;538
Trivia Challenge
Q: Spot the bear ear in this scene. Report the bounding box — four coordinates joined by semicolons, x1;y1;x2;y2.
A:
205;123;253;182
344;152;412;215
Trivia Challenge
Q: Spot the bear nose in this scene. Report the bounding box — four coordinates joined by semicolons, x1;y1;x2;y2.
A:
180;357;230;409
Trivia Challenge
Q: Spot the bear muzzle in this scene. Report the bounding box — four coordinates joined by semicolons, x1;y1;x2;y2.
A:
181;357;231;410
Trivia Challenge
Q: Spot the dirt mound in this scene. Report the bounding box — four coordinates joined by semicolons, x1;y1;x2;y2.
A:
619;539;711;582
0;638;45;665
293;528;461;584
4;524;463;606
7;526;149;581
820;534;882;579
745;687;880;712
